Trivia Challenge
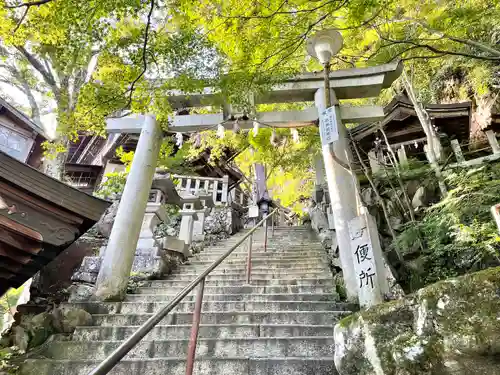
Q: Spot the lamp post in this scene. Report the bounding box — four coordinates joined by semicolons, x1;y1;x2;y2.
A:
306;30;359;299
306;29;343;108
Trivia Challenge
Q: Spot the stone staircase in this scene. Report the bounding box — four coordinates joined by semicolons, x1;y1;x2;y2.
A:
21;226;353;375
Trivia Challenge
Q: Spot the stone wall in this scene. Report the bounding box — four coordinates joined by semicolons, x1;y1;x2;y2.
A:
334;266;500;375
29;234;106;302
303;200;348;300
306;202;338;267
204;206;243;244
69;204;244;301
155;205;243;245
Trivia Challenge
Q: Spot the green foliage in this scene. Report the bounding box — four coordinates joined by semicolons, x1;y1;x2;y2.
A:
1;0;499;146
0;284;27;373
393;163;500;290
374;157;433;184
94;145;130;199
94;138;197;199
163;203;180;216
0;285;24;322
177;0;499;108
184;125;320;214
94;171;127;200
0;346;21;374
158;141;196;175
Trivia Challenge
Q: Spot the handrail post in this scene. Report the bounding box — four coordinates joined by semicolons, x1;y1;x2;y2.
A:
271;213;275;237
264;216;268;252
185;277;206;375
246;231;253;284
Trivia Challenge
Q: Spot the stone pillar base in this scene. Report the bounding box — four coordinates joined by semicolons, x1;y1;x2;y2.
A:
73;245;179;285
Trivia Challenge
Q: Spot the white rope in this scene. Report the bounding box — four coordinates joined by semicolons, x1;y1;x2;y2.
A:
175;132;183;147
217;124;225;139
253;121;259;136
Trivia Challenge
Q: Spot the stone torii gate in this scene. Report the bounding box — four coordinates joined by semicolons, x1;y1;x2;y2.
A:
96;62;402;301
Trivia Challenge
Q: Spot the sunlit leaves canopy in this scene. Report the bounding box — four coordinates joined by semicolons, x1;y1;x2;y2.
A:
1;0;499;207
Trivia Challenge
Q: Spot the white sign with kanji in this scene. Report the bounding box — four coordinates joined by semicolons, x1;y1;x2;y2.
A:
348;213;389;307
319;106;339;146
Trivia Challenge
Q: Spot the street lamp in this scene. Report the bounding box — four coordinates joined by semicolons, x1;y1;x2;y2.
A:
306;29;361;299
306;29;343;107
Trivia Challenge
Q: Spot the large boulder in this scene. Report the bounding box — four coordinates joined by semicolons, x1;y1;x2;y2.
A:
61;308;92;333
28;312;54;347
309;205;334;249
95;200;120;238
11;326;29;352
67;283;96;302
334;267;500;375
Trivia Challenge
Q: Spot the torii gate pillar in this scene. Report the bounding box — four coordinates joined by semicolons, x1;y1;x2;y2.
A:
95;114;162;300
315;88;359;300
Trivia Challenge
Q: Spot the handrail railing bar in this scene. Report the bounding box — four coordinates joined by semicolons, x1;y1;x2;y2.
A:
245;224;254;285
263;218;268;252
185;277;206;375
271;214;275;237
88;208;279;375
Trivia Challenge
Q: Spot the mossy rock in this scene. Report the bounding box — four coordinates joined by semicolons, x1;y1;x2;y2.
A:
334;266;500;375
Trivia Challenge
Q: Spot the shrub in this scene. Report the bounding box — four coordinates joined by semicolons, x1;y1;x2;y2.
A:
393;163;500;291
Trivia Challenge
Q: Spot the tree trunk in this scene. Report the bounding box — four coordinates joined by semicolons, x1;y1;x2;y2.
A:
42;136;69;180
402;71;447;196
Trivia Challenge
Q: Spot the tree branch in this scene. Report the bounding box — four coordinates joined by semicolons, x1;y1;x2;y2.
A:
399;17;500;57
122;0;155;111
15;46;59;90
12;7;29;33
5;0;53;8
375;28;500;61
6;0;55;32
81;0;155;118
0;64;42;123
221;0;338;20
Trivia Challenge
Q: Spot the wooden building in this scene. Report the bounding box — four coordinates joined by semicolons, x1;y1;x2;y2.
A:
350;94;473;165
0;97;48;169
0;151;110;294
64;132;244;194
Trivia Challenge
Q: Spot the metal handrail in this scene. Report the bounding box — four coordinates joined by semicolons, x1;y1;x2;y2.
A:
88;208;280;375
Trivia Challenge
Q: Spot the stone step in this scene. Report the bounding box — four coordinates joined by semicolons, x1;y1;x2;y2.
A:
124;293;337;303
186;258;327;267
73;324;335;341
203;244;324;250
193;251;326;263
176;267;329;276
165;272;332;281
192;254;326;261
173;269;330;277
144;277;335;288
189;260;327;268
134;284;336;295
21;357;337;375
92;310;348;326
191;254;322;261
41;337;335;360
197;247;325;255
63;300;342;314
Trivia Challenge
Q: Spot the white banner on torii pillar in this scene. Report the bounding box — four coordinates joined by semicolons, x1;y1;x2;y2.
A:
319;106;339;146
348;212;390;307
